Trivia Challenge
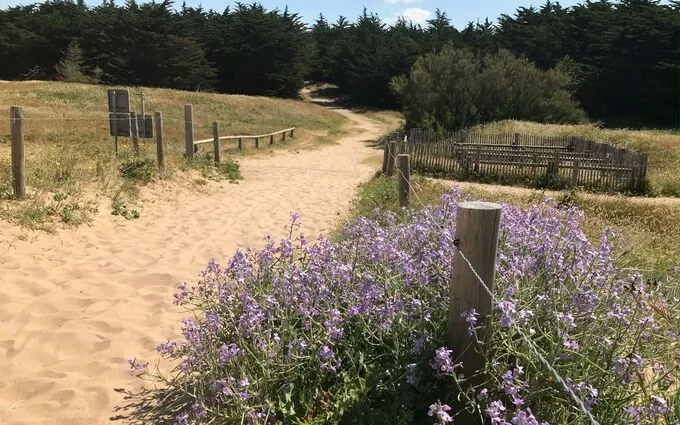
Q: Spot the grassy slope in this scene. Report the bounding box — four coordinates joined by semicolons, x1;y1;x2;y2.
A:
0;81;348;228
470;120;680;197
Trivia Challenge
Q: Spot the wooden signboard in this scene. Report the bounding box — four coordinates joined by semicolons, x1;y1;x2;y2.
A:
109;112;131;137
139;114;154;139
108;89;131;137
108;89;130;114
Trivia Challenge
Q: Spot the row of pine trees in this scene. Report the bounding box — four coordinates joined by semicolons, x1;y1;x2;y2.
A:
0;0;678;128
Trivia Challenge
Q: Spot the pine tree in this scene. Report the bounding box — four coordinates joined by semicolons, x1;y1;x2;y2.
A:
55;41;99;83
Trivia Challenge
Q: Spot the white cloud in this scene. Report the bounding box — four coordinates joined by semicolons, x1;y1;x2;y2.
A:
386;7;432;25
383;0;420;4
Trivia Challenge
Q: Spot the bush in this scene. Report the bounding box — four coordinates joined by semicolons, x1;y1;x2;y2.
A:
391;46;586;131
120;157;157;183
128;186;679;424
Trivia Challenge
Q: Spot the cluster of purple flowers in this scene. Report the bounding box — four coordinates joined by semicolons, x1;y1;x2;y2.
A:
130;185;679;425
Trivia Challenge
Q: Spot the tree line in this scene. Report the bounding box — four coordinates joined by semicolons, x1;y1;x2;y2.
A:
0;0;677;128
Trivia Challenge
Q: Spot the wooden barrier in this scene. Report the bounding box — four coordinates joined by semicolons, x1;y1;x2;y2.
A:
194;127;296;149
9;106;25;200
154;111;165;170
447;201;502;391
212;121;221;165
184;104;194;159
397;154;410;208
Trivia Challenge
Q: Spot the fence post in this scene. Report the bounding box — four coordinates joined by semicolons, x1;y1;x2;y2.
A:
130;111;140;156
571;158;580;187
9;106;26;200
447;201;502;388
386;141;397;177
212;121;221;166
270;134;274;145
154;112;165;171
397;154;410;208
238;137;243;152
382;141;389;173
184;104;194;159
255;136;259;149
283;131;287;142
291;128;295;138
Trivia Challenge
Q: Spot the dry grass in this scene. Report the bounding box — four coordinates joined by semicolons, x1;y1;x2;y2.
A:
470;120;680;197
0;81;349;229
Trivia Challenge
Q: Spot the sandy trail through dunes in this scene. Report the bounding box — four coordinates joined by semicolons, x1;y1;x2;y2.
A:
0;105;387;424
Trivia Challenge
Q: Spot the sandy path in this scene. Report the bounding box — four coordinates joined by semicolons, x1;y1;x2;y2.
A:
0;106;386;424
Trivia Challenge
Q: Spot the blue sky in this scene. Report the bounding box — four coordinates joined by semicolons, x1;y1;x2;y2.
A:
0;0;587;28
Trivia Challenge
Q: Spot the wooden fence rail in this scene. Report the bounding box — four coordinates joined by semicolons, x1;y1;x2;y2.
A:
194;127;295;147
383;128;648;193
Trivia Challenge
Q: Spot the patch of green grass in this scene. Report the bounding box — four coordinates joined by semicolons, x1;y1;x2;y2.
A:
120;156;157;183
182;154;243;183
0;191;98;231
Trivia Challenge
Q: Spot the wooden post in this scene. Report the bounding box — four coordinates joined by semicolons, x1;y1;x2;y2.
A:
397;154;410;208
382;142;389;173
130;111;140;156
270;134;274;145
212;121;221;165
571;158;580;187
291;128;295;138
255;137;259;149
447;201;502;388
112;95;119;156
139;91;145;139
184;104;194;159
475;145;481;172
154;111;165;171
283;131;287;142
238;137;243;152
9;106;26;200
386;141;397;177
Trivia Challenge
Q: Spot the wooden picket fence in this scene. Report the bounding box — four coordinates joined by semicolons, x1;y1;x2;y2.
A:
382;128;648;192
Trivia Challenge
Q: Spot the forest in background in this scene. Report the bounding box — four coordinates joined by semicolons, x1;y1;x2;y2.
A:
0;0;678;128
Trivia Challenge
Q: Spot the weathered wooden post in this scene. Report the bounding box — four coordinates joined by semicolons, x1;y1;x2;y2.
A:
270;134;274;145
184;104;194;159
255;136;259;149
291;128;295;138
397;154;410;208
238;137;243;152
212;121;221;166
571;158;580;187
130;111;140;156
282;131;287;142
154;111;165;171
9;106;26;200
382;141;389;173
447;201;502;389
386;141;397;177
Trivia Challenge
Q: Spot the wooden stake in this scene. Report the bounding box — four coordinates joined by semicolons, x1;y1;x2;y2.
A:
382;141;389;173
154;111;165;170
447;201;502;387
397;154;410;208
184;104;194;159
212;121;221;165
386;141;397;177
9;106;25;200
130;111;140;156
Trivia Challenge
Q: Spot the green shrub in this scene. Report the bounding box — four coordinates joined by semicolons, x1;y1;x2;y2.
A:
120;157;157;183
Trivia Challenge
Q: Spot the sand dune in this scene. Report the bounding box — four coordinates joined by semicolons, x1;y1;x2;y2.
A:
0;106;387;424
